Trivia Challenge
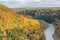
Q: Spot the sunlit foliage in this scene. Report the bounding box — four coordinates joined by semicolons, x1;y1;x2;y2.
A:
0;4;45;40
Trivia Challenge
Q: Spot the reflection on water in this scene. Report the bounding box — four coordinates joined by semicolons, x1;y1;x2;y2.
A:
44;24;55;40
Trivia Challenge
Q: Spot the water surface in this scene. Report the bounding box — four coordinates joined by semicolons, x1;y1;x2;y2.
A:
44;24;55;40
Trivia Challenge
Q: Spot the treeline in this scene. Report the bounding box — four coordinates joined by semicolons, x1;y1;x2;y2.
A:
15;9;60;23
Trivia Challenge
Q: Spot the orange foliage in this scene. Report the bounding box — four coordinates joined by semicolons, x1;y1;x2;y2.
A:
0;4;45;40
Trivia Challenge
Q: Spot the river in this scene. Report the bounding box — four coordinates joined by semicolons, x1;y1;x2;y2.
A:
44;24;55;40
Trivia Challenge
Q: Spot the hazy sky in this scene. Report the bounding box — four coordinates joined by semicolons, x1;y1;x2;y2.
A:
0;0;60;8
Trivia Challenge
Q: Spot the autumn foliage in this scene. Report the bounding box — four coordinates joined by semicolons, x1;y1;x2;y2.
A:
0;4;45;40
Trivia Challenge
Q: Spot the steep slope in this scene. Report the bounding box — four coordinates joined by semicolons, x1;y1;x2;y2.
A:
14;8;60;23
53;19;60;40
0;4;45;40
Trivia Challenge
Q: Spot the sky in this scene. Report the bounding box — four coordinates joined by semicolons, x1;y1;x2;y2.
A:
0;0;60;8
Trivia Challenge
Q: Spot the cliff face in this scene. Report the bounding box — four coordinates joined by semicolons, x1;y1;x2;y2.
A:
0;4;45;40
53;19;60;40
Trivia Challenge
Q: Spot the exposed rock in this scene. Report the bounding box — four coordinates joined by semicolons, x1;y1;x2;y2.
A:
53;34;60;40
40;20;48;30
53;19;60;40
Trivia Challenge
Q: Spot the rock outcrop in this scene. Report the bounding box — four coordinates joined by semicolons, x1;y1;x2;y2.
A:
53;19;60;40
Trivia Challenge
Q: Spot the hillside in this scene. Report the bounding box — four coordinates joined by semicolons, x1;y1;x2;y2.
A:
53;19;60;40
0;4;45;40
13;8;60;23
13;8;60;40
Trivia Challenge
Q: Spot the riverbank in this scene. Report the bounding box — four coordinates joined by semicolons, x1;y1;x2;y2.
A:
44;24;55;40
